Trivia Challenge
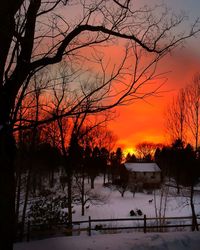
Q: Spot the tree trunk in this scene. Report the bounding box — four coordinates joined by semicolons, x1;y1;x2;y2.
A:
176;173;180;195
49;170;54;188
90;177;95;189
81;170;85;216
103;171;106;185
67;168;73;232
57;119;73;232
190;184;199;231
0;127;16;250
19;166;31;241
15;166;22;238
81;201;85;216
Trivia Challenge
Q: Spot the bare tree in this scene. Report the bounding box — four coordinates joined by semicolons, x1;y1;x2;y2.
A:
15;74;46;240
135;141;162;160
114;181;129;197
185;74;200;151
0;1;200;248
49;75;74;229
165;89;187;143
154;184;169;231
166;74;200;151
184;75;200;230
82;125;116;184
73;173;107;216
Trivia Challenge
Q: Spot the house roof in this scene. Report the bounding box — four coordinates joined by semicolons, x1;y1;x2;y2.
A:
124;163;161;173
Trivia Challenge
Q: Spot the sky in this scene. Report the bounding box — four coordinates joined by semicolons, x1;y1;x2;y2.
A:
108;0;200;153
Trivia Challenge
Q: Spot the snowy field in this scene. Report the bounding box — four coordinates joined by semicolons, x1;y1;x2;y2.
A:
14;231;200;250
72;177;200;221
14;176;200;249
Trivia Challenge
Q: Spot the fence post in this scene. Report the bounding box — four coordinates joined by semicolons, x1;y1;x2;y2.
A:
27;220;30;242
144;215;146;233
88;216;91;236
191;214;198;231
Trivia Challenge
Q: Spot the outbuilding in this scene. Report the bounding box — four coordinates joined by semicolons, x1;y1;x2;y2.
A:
124;162;161;189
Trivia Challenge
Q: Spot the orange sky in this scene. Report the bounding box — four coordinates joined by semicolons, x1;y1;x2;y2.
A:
59;0;200;154
108;43;200;152
103;0;200;153
77;36;200;153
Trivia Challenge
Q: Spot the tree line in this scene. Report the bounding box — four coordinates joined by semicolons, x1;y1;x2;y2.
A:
14;111;127;240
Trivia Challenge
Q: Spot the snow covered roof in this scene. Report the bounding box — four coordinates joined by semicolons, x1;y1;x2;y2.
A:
124;163;161;173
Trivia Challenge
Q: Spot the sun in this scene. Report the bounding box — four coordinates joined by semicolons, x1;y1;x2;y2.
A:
123;147;136;157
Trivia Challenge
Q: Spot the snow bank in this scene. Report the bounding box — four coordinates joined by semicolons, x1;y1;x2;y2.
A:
14;231;200;250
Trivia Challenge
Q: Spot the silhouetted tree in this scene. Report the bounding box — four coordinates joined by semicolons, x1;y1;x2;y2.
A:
157;142;199;231
125;153;137;163
165;89;187;143
88;146;101;189
185;73;200;151
113;164;129;197
136;142;162;161
116;147;123;165
110;147;123;182
1;1;199;248
157;139;199;194
99;147;110;184
35;142;61;187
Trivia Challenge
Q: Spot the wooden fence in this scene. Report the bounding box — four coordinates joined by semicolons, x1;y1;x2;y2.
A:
27;215;200;241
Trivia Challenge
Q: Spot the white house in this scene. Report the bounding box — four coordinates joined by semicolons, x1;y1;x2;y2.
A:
124;162;161;189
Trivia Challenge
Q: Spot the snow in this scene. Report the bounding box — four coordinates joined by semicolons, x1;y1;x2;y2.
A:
15;176;200;249
124;163;161;172
71;177;197;221
14;231;200;250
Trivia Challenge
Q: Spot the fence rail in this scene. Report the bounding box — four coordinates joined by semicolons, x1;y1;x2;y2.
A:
27;215;200;241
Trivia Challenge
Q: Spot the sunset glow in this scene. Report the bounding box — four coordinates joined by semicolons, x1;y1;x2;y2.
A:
123;147;137;157
2;2;200;249
109;47;200;150
65;1;200;152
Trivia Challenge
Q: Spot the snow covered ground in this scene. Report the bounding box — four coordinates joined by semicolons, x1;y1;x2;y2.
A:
15;176;200;249
14;231;200;250
72;176;199;221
